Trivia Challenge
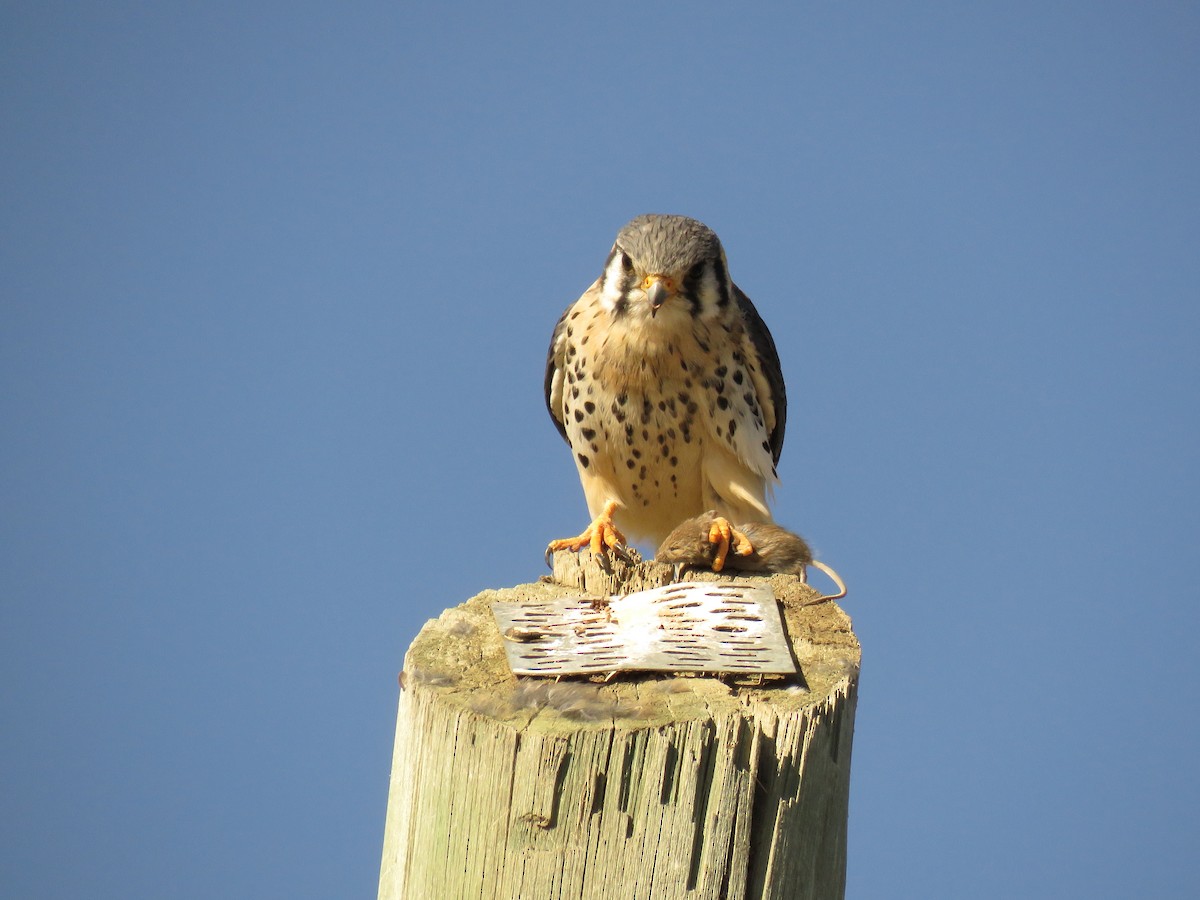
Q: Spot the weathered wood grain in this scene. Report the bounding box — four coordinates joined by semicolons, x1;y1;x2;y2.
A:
378;553;860;900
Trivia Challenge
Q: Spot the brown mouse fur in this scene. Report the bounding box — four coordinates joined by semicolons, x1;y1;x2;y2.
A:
655;511;846;600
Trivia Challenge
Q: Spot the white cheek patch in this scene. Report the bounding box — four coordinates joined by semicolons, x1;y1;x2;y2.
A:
699;264;723;319
599;250;629;313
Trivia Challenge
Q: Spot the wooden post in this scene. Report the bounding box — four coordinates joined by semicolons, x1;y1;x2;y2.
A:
378;553;860;900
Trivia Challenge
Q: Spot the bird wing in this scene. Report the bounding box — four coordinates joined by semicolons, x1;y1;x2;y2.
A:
544;296;577;444
733;284;787;466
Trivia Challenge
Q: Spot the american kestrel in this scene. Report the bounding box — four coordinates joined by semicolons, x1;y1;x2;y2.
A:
545;214;787;568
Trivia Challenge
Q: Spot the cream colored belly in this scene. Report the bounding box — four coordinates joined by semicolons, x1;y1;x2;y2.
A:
608;427;707;543
566;384;709;545
562;303;774;546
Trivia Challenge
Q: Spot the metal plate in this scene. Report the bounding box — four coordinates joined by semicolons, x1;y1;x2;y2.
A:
493;582;797;676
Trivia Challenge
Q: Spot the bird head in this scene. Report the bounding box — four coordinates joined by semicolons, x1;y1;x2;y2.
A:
598;214;733;322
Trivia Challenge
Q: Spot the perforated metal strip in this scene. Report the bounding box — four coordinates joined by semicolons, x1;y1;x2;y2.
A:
493;582;796;676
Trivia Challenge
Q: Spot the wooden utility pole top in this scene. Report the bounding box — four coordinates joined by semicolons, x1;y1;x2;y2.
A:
378;552;860;900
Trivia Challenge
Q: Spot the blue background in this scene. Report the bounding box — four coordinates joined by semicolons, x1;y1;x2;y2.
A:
3;3;1197;897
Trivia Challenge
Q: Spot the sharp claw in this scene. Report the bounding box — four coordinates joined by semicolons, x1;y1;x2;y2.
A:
610;542;635;565
546;503;628;567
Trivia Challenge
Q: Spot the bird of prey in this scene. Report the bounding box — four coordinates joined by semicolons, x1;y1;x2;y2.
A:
544;214;787;569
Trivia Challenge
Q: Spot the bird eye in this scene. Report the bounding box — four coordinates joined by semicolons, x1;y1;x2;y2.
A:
683;261;709;294
620;252;633;272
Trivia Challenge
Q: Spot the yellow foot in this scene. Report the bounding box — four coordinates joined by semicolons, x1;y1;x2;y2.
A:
546;501;628;561
706;516;754;572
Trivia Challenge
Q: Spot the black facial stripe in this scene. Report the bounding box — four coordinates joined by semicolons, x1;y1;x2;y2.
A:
601;247;637;316
621;264;638;294
712;257;730;307
681;261;706;315
614;251;638;316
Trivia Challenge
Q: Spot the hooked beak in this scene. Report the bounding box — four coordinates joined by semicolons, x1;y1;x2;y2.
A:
644;275;672;316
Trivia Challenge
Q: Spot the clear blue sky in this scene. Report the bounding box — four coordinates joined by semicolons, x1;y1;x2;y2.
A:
3;3;1197;897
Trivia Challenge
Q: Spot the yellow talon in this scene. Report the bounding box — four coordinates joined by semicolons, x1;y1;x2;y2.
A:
547;500;628;561
706;516;754;572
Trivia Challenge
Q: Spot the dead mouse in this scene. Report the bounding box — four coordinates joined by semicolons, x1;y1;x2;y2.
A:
655;511;846;601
